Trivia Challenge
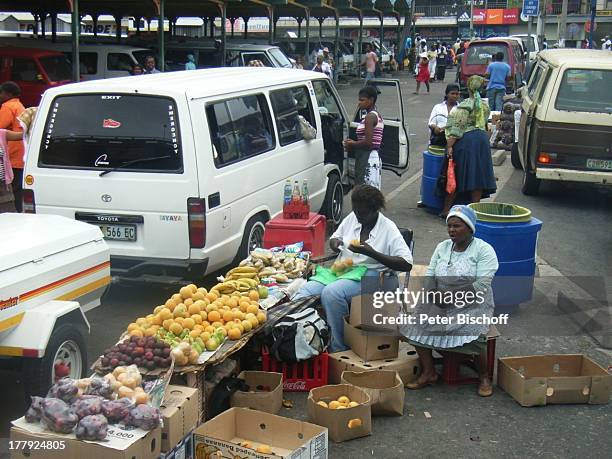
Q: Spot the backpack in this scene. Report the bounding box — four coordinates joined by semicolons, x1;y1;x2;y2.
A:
269;307;330;362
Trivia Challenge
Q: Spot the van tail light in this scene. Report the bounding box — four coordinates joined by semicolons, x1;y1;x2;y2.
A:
537;153;557;164
187;198;206;249
22;189;36;213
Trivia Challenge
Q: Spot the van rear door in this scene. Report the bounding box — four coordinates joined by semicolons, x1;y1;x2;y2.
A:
351;79;410;174
29;93;199;264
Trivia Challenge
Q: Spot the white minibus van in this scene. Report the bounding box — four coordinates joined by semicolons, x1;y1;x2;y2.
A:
23;68;408;283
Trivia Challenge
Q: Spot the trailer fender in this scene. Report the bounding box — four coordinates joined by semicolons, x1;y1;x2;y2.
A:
0;300;89;358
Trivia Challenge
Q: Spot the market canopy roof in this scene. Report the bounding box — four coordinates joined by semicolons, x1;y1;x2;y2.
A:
0;0;411;20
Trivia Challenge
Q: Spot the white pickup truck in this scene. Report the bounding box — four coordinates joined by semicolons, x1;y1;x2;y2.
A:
0;214;110;397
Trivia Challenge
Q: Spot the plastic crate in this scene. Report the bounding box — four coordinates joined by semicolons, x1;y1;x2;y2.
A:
261;347;329;392
283;201;310;219
263;212;327;257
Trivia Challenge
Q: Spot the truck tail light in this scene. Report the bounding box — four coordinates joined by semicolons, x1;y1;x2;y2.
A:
187;198;206;249
537;153;557;164
22;189;36;213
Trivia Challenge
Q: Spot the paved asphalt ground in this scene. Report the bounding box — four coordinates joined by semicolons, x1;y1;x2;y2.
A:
1;71;610;458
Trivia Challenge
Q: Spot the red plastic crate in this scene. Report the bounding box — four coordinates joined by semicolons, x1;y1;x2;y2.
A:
283;201;310;219
262;347;329;392
263;212;327;257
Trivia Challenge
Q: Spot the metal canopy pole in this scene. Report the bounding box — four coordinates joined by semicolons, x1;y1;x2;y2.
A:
158;0;165;71
244;17;249;38
379;14;384;60
115;15;122;43
51;12;57;42
71;0;80;82
334;12;340;81
268;7;274;44
358;13;363;71
221;4;227;65
305;9;310;67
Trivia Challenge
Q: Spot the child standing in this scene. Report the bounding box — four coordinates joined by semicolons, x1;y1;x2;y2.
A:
415;54;431;95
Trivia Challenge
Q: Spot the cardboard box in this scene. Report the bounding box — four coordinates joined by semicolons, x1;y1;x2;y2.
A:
329;343;420;385
349;294;400;332
193;407;328;458
230;371;283;414
498;354;612;407
307;384;371;443
340;370;404;416
160;430;193;459
10;425;161;459
343;317;399;361
160;385;200;453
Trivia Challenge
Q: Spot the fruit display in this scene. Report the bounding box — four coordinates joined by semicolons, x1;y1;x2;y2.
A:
101;398;132;423
72;396;104;419
39;398;79;434
315;395;361;410
238;249;309;282
126;404;161;430
75;414;108;441
100;336;172;372
103;365;151;405
330;258;354;275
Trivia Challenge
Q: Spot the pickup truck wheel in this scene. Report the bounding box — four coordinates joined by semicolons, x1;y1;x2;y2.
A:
321;174;343;226
23;323;87;397
521;167;541;196
511;143;522;170
235;215;266;263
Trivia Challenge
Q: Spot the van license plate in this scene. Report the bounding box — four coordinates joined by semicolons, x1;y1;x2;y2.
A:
99;224;137;241
586;159;612;170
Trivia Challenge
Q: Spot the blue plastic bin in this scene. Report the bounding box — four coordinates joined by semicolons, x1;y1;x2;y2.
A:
470;203;542;310
420;149;445;211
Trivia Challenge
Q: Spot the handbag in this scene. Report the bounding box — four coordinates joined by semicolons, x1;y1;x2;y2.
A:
446;157;457;194
429;128;447;147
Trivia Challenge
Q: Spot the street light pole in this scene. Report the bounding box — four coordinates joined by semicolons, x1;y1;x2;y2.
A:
469;0;474;38
588;0;597;49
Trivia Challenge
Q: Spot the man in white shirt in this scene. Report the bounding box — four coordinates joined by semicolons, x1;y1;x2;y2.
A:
294;185;413;351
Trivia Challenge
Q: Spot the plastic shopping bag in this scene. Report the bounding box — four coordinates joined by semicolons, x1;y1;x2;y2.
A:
446;158;456;194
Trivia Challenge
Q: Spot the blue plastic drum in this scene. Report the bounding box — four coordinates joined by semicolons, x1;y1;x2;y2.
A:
420;149;445;211
471;205;543;312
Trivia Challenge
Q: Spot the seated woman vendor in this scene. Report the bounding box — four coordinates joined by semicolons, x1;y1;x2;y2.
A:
401;205;499;397
294;185;413;352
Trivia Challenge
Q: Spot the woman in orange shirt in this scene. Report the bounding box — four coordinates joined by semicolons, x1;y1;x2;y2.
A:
0;82;25;212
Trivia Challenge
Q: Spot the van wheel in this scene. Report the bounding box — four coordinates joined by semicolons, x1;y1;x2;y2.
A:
321;174;343;226
236;215;266;263
511;143;522;170
23;324;87;398
521;168;541;196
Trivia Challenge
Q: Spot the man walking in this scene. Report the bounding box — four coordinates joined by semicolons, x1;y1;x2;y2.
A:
364;44;378;84
485;52;511;111
0;82;24;212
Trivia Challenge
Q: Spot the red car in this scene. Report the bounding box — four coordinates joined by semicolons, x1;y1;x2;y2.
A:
0;47;72;107
457;39;527;96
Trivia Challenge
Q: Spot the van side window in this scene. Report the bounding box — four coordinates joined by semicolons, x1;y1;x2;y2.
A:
11;57;39;81
312;80;343;119
269;86;316;146
242;53;273;67
527;64;543;99
80;52;98;75
206;94;275;167
107;53;134;72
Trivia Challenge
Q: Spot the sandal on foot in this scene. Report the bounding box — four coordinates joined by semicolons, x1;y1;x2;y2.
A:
406;374;439;390
478;380;493;397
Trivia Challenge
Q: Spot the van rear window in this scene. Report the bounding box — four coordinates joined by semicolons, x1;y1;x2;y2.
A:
466;44;508;65
555;69;612;114
39;94;182;173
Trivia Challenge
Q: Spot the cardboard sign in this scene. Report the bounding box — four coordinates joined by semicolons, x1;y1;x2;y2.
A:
340;370;404;416
497;354;612;407
230;371;283;414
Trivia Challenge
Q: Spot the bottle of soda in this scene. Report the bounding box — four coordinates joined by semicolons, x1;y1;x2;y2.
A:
283;179;292;205
292;180;302;203
301;179;309;204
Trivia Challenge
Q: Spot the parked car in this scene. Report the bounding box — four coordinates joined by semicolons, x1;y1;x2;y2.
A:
0;47;72;107
511;34;540;62
275;38;354;75
1;38;150;80
23;68;409;283
457;39;526;96
516;49;612;195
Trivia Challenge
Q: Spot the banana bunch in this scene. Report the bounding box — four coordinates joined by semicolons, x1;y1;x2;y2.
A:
211;278;259;295
225;266;260;283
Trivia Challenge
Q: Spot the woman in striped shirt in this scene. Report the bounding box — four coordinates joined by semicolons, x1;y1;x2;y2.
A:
343;85;384;189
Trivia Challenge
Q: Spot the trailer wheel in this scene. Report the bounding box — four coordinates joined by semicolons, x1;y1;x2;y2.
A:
23;323;87;397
